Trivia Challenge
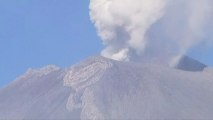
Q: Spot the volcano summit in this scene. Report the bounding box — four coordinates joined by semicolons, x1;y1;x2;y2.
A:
0;56;213;119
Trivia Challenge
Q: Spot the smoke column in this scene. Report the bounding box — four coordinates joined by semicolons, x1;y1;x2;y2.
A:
89;0;213;64
89;0;167;61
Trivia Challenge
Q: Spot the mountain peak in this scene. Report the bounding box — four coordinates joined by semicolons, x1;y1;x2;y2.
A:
1;56;213;119
175;56;207;72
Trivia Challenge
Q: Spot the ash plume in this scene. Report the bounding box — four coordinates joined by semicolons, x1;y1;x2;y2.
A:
89;0;213;65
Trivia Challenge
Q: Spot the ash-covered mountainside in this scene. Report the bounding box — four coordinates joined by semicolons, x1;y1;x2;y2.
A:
0;65;78;119
0;56;213;120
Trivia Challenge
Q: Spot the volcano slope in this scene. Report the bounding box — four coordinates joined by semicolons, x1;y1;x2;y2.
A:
0;56;213;119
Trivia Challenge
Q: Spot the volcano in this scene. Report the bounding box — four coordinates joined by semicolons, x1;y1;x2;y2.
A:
0;56;213;119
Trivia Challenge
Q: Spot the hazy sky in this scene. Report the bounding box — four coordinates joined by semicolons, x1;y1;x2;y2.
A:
0;0;212;87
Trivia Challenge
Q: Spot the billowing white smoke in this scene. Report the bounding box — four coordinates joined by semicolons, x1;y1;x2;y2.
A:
89;0;213;64
90;0;167;61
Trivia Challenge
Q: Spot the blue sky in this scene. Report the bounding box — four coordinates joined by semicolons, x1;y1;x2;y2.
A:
0;0;103;87
0;0;212;88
